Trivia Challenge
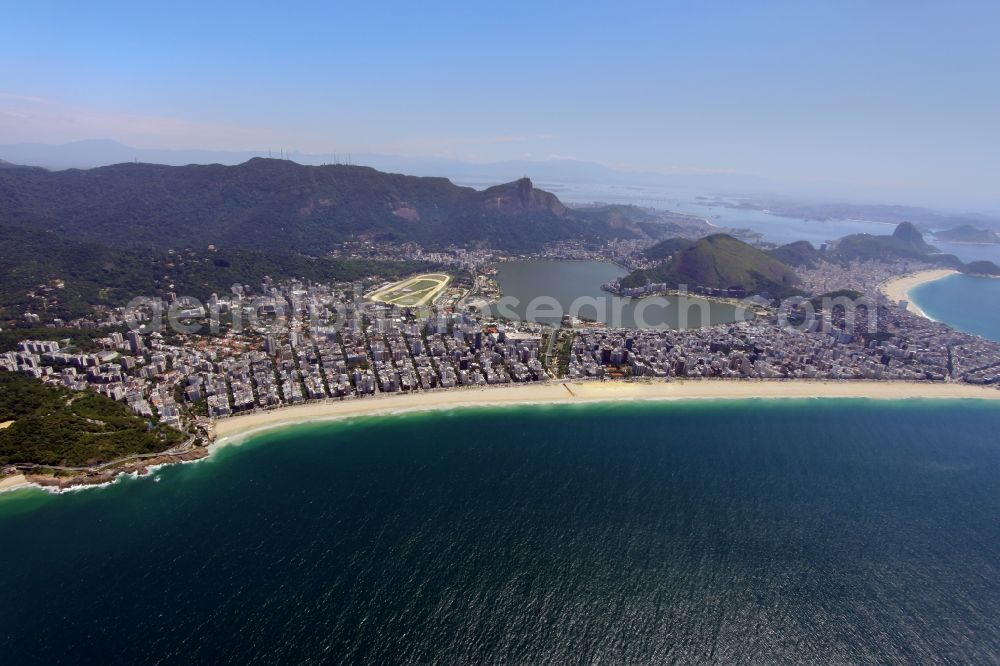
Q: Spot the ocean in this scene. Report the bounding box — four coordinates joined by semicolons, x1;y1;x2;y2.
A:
909;273;1000;343
2;400;1000;664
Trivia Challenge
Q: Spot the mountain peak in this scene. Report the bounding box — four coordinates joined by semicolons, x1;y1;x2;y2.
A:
621;233;802;299
480;177;566;216
892;221;925;246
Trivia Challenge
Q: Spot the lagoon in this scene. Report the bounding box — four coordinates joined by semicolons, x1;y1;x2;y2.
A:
490;259;747;329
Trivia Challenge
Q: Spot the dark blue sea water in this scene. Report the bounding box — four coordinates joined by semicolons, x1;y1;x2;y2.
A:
3;400;1000;664
910;273;1000;342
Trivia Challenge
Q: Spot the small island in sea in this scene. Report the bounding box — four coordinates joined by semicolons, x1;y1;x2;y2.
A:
935;224;1000;245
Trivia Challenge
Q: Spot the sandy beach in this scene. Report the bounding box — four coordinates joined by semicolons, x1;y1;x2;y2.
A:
3;380;997;496
0;474;30;494
880;269;958;317
212;380;1000;443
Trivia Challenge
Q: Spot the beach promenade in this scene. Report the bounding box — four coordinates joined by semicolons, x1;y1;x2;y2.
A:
211;379;1000;443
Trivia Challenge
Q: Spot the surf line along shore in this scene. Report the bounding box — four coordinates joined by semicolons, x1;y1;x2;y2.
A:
879;269;959;318
211;379;1000;444
5;380;999;495
0;448;210;495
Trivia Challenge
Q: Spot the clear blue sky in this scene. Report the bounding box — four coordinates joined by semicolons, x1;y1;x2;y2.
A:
2;1;999;204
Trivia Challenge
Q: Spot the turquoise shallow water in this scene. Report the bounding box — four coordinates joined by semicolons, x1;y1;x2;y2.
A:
909;273;1000;342
2;400;1000;664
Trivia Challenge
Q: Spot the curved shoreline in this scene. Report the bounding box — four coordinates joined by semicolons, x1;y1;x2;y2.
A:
5;379;999;497
879;269;958;318
211;380;1000;445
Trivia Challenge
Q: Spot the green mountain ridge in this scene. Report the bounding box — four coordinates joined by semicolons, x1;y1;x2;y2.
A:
0;158;655;254
643;237;696;261
830;221;941;263
621;234;802;298
766;240;822;268
0;224;439;321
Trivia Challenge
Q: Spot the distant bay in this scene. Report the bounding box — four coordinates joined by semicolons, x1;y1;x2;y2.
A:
3;400;1000;663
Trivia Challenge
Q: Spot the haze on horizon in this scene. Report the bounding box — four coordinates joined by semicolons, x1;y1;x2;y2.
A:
2;1;999;209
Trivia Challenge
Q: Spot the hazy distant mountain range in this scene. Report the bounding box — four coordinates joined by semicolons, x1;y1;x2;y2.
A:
0;138;930;205
6;140;1000;218
0;139;761;189
715;197;1000;233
